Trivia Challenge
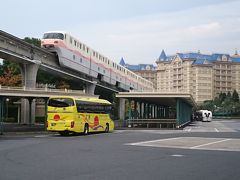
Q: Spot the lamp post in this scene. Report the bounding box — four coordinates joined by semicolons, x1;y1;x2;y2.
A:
0;98;3;135
6;98;9;122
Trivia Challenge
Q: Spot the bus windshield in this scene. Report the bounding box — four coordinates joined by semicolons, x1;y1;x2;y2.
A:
48;98;74;107
43;33;64;40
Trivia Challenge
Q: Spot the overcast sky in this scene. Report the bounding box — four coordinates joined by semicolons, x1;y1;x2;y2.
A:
1;0;240;64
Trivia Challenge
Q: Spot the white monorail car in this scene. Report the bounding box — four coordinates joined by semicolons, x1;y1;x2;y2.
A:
41;31;153;91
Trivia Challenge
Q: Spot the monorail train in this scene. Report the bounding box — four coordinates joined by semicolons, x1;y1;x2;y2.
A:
41;31;153;91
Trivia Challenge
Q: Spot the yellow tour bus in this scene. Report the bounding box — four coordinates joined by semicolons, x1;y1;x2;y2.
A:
46;96;114;135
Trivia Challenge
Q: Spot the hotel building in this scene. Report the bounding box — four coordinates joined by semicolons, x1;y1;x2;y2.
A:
120;50;240;104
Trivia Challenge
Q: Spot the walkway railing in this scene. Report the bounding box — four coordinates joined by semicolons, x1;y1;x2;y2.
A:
127;118;177;129
0;85;85;94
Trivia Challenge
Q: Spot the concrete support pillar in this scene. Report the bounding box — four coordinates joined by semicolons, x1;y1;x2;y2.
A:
118;98;125;121
142;102;144;119
134;101;137;119
145;103;147;119
20;63;40;124
28;98;34;125
165;107;169;118
139;102;142;119
136;102;140;119
128;99;133;119
143;103;146;119
147;104;150;119
85;82;96;95
155;105;157;118
150;104;153;119
151;105;154;118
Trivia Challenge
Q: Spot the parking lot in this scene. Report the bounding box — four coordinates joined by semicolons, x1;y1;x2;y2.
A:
127;137;240;152
1;119;240;180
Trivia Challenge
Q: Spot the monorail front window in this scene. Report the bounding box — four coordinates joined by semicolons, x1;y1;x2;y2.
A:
43;33;64;40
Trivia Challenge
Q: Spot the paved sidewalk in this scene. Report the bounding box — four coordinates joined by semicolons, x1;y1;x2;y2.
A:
0;123;46;135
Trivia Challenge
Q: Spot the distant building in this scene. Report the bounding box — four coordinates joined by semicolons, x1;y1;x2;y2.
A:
120;50;240;105
119;58;157;89
156;50;240;104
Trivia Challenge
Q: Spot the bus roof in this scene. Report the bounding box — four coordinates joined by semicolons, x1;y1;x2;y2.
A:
49;96;112;105
76;97;112;105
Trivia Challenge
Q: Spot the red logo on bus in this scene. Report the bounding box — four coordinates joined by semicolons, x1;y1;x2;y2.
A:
53;114;60;121
94;116;99;126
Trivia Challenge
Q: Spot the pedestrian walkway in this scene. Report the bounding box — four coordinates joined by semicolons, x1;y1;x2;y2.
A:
0;123;45;135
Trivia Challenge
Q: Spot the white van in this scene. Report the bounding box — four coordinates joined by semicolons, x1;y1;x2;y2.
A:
196;110;212;122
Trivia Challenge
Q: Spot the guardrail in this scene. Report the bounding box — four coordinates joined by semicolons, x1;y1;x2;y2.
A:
127;118;177;129
0;85;92;98
0;85;85;94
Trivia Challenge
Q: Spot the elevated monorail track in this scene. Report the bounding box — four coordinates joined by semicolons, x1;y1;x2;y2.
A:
0;30;119;92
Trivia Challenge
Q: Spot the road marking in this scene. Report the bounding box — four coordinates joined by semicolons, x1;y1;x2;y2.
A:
171;154;184;157
190;138;231;149
34;135;51;138
126;137;182;146
214;128;219;132
113;130;126;133
127;137;240;152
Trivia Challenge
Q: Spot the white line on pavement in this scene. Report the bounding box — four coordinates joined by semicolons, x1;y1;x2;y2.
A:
190;138;231;149
126;137;182;146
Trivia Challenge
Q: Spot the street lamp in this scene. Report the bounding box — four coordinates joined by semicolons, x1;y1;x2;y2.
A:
6;98;9;122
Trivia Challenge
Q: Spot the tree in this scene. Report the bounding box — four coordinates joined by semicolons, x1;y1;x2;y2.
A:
0;37;40;86
0;60;21;75
213;96;221;107
232;90;239;102
222;96;233;113
0;65;22;86
202;100;215;112
219;92;227;103
201;90;240;116
56;80;70;89
23;37;41;47
227;91;232;98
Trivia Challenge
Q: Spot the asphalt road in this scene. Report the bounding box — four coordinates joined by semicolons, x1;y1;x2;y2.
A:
1;119;240;180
